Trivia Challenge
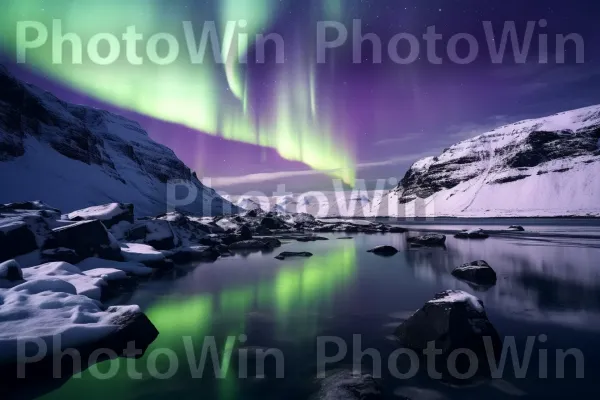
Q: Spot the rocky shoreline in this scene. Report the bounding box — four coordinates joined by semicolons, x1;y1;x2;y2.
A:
0;200;418;391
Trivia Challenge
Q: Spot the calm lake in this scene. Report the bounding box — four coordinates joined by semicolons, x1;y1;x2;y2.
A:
38;219;600;399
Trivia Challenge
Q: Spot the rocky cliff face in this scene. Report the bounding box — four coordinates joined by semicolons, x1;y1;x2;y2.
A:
0;66;235;216
380;105;600;217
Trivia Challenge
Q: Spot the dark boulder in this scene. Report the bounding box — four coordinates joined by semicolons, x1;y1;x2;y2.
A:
252;225;273;235
508;225;525;231
236;224;253;240
260;216;286;229
125;223;148;241
388;226;409;233
367;245;399;256
41;247;82;264
198;236;221;246
407;234;446;247
274;251;313;260
454;229;489;239
168;246;220;264
394;290;501;382
0;259;23;282
451;260;497;286
0;221;39;262
48;220;122;260
221;234;247;246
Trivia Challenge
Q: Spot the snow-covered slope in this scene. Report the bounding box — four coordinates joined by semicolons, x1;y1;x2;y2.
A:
378;105;600;217
0;66;236;216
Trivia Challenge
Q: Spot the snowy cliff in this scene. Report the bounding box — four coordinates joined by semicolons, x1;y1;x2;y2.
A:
379;105;600;217
0;66;235;216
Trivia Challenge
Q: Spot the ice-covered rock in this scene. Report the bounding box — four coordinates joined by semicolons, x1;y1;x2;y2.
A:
508;225;525;231
67;203;134;228
77;257;153;277
120;243;168;268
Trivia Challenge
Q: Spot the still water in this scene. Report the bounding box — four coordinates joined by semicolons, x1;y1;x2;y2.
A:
41;220;600;399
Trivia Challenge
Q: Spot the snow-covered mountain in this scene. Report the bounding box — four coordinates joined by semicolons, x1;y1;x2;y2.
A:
378;105;600;217
0;66;236;216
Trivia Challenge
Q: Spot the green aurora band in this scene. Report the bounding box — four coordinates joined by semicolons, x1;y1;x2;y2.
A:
40;243;357;400
0;0;356;185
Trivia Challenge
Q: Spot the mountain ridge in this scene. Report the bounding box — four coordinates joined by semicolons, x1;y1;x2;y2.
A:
377;104;600;217
0;66;235;216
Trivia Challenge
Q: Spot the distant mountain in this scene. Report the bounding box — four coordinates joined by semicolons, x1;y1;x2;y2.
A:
378;105;600;217
0;66;235;216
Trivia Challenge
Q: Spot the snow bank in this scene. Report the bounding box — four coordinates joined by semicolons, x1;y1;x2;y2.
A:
77;257;153;276
22;262;106;301
0;279;140;362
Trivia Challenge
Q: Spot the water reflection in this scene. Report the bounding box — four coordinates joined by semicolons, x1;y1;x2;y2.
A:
401;235;600;330
41;241;357;400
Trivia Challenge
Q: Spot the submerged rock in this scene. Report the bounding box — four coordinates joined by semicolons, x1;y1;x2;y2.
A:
274;251;313;260
316;370;382;400
407;234;446;247
296;236;329;242
452;260;497;286
367;245;399;256
388;226;409;233
394;290;501;382
454;229;489;239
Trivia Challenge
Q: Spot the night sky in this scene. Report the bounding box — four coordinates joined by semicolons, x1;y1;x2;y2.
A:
1;0;599;195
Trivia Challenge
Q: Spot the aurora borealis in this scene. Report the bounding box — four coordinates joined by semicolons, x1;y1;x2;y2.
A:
0;0;356;185
2;0;600;193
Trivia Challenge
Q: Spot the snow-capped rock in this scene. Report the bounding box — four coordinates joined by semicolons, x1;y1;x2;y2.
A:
66;203;134;228
0;66;236;217
380;105;600;217
394;290;501;382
